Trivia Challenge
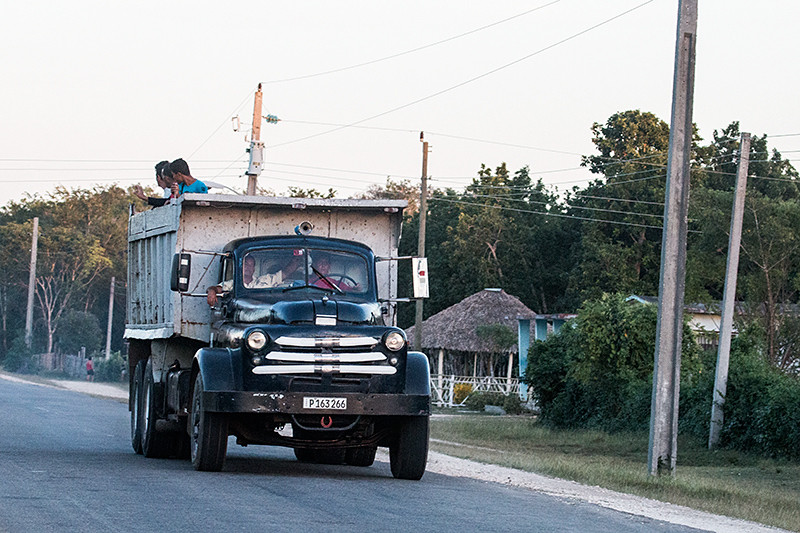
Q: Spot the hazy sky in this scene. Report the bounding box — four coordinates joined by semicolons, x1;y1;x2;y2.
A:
1;1;797;206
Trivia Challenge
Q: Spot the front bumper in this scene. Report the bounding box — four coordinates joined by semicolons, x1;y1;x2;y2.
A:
203;391;430;416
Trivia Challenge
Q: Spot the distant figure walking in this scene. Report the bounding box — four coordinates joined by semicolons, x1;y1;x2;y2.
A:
86;357;94;382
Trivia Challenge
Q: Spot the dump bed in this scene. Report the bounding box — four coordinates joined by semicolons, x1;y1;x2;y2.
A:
125;194;406;343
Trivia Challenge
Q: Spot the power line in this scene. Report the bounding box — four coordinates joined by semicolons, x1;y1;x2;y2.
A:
265;0;656;150
769;133;800;138
572;193;665;206
283;120;419;135
430;196;665;230
260;1;562;84
187;88;258;159
425;132;582;157
461;190;665;219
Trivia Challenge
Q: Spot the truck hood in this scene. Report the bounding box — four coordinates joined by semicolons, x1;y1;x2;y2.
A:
229;297;382;326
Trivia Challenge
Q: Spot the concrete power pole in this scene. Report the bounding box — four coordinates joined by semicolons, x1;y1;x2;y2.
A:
708;132;751;449
246;84;264;196
24;217;39;348
105;276;115;360
648;0;697;476
414;133;429;352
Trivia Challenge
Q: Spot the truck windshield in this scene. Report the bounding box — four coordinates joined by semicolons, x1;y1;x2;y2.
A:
240;248;369;295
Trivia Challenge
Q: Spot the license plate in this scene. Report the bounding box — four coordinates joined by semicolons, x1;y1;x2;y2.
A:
303;397;347;410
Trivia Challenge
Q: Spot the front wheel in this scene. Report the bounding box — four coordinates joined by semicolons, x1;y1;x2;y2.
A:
314;448;346;465
294;448;315;463
346;446;377;467
190;373;229;471
389;416;429;480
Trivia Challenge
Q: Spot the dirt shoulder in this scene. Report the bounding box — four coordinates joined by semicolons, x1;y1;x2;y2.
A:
0;371;128;402
395;445;787;533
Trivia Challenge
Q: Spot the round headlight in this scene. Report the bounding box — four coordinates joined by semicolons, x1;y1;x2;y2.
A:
246;330;268;351
384;331;405;352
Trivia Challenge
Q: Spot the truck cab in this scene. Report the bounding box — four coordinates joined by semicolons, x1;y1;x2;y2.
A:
126;196;429;479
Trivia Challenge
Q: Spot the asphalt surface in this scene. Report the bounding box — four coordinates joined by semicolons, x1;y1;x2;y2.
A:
0;377;711;533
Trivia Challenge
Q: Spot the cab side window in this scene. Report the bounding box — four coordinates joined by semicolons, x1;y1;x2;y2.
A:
220;256;234;292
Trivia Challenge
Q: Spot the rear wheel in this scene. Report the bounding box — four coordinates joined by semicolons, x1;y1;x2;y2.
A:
130;360;145;454
389;416;429;480
190;373;228;471
173;431;191;460
345;446;377;467
141;359;173;458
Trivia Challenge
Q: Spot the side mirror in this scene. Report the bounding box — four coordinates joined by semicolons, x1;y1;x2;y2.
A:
170;253;191;292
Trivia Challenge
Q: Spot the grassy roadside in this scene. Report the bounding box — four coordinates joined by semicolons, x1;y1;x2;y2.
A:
430;415;800;532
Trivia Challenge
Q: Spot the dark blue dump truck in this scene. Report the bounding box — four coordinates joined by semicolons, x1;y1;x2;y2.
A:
125;195;430;479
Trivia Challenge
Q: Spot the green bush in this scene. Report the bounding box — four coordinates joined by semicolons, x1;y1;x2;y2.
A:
3;336;36;374
681;325;800;460
464;391;523;414
524;293;701;432
93;351;126;382
502;393;524;415
525;295;800;459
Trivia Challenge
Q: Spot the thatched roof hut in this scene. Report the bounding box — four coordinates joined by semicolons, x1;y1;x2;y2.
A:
406;288;536;354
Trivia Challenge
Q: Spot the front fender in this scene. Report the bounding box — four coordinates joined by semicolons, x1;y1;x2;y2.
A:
194;347;243;392
405;351;431;396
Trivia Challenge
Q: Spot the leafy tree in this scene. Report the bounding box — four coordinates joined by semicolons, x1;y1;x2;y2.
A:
442;164;574;313
354;178;420;214
0;185;139;357
569;110;672;301
689;124;800;370
397;186;463;327
286;186;336;199
0;221;33;357
35;227;110;353
55;309;102;355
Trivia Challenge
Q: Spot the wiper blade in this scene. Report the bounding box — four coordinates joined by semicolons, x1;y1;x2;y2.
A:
282;284;334;294
310;266;345;294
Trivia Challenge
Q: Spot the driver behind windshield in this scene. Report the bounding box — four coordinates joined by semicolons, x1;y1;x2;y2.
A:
310;253;362;292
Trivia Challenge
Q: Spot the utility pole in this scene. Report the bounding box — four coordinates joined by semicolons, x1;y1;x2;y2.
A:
105;276;115;360
648;0;697;476
709;132;750;449
246;84;264;196
414;132;429;351
244;84;278;195
24;217;39;348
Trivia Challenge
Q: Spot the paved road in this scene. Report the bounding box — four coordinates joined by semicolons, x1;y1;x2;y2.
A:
0;378;708;533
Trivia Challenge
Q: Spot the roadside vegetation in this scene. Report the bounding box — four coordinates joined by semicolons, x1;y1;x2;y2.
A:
430;416;800;531
430;292;800;531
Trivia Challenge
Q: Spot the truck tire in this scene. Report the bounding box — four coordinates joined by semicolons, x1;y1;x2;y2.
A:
294;448;315;463
345;446;377;467
190;373;228;472
389;416;429;480
130;360;145;454
315;448;346;465
174;432;191;460
141;359;173;458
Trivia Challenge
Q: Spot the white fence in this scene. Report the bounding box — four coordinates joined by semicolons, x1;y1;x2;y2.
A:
430;374;520;407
